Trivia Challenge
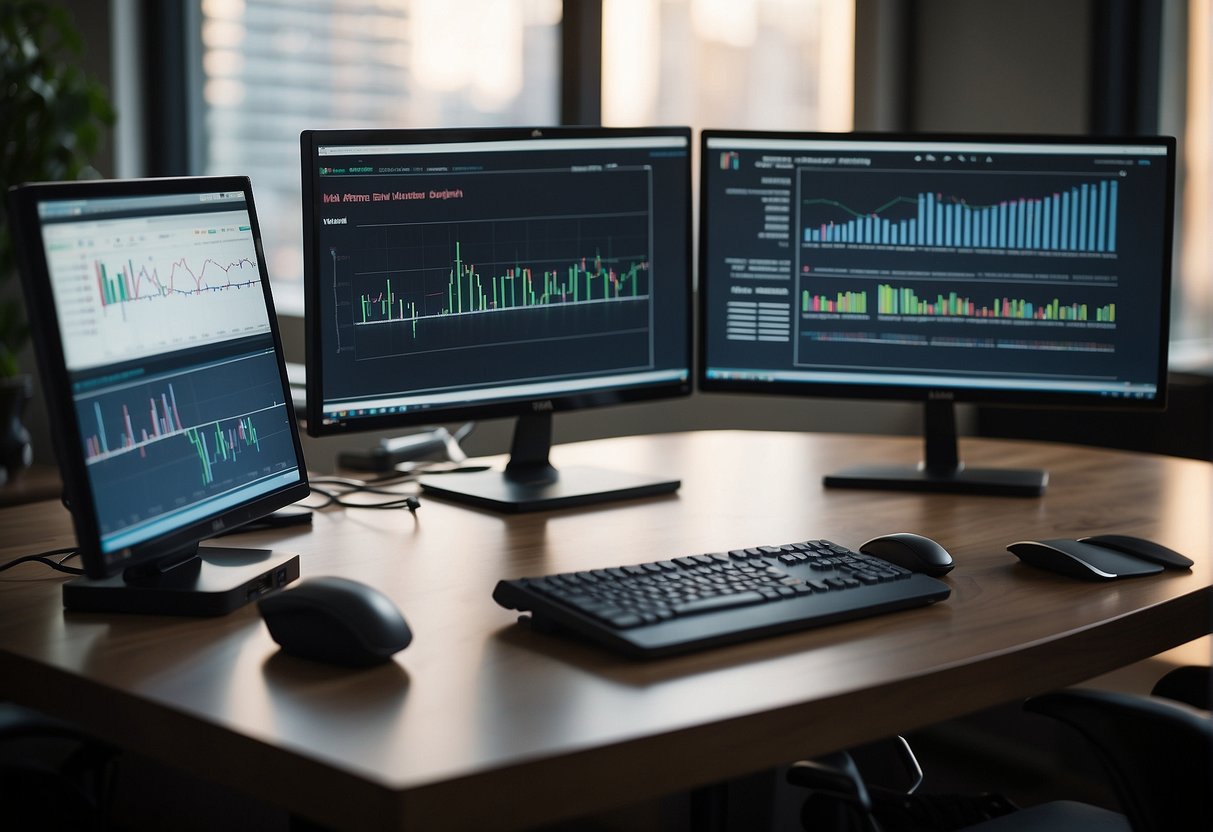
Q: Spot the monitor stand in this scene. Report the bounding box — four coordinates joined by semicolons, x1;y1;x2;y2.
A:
62;544;300;616
823;399;1048;497
417;412;680;512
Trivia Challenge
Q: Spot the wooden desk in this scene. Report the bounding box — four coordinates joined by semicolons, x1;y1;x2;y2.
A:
0;431;1210;831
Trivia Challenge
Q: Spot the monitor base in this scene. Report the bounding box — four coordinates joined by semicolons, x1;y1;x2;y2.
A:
824;464;1048;497
419;465;680;513
62;547;300;616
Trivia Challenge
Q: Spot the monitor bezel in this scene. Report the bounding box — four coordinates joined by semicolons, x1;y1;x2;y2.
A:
300;125;695;437
8;175;311;580
696;130;1176;411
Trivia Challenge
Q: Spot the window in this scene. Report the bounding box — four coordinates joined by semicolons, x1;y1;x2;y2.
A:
1172;0;1212;361
199;0;561;308
600;0;854;131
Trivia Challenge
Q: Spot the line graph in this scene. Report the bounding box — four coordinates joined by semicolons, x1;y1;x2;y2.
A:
44;209;272;371
95;255;261;312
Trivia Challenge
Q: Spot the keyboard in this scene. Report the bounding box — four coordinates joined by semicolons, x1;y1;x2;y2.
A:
492;539;951;658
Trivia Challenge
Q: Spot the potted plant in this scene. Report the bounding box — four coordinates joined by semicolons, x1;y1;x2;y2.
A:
0;1;114;483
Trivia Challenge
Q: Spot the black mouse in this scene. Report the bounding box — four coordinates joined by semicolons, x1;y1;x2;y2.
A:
859;532;955;577
1008;539;1164;581
1076;534;1193;569
258;576;412;667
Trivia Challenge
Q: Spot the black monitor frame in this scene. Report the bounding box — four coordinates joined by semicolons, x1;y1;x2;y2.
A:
301;126;694;511
9;176;309;612
698;131;1176;496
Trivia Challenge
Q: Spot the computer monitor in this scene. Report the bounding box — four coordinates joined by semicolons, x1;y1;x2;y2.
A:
8;176;309;614
699;132;1176;496
301;127;693;512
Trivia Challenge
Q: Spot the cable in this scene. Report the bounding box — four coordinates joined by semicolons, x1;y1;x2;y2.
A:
0;547;84;576
304;457;489;511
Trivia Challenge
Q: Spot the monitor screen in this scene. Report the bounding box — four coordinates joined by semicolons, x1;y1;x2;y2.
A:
301;127;693;511
699;132;1176;495
9;177;308;596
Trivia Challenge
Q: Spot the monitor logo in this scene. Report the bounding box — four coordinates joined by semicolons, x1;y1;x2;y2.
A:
531;129;543;138
532;400;554;411
212;519;227;532
928;391;954;401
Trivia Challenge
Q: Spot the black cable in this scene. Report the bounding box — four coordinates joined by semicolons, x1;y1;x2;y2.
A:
0;547;85;576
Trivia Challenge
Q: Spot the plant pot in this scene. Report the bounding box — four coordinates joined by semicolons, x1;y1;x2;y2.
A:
0;373;34;485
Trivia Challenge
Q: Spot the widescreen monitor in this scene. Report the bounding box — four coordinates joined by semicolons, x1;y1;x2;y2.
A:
8;176;309;614
699;132;1176;496
301;127;692;512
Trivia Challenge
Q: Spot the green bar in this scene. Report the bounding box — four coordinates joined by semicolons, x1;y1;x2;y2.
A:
455;242;462;313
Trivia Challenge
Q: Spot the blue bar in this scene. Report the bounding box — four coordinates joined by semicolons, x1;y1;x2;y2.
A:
1051;194;1060;249
917;194;926;244
908;218;916;245
1062;190;1072;249
1017;200;1026;248
963;207;971;247
1108;180;1118;252
998;203;1006;247
936;201;944;247
1069;188;1079;250
1060;193;1069;250
94;402;108;454
1078;184;1089;251
1041;199;1050;250
1097;180;1108;252
1088;184;1098;250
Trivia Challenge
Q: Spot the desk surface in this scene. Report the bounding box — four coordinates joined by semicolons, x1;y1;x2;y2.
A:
0;431;1210;831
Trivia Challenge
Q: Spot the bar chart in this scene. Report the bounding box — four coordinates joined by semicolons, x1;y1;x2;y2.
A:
875;284;1116;322
803;179;1120;253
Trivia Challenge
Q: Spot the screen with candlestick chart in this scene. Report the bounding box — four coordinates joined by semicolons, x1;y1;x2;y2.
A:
303;129;691;432
699;132;1175;496
302;127;691;511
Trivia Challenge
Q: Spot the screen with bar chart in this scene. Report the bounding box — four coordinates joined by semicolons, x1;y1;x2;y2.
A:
302;127;692;511
700;132;1175;495
10;177;308;590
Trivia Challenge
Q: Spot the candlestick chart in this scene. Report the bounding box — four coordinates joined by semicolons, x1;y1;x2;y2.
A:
76;349;298;536
335;209;655;367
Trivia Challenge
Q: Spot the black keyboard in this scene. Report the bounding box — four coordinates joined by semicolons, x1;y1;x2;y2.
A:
492;539;951;658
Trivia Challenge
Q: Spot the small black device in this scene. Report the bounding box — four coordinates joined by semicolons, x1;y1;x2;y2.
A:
1008;539;1166;580
492;539;950;658
699;132;1176;497
258;576;413;667
8;176;309;615
858;533;956;577
1076;534;1194;569
301;126;693;512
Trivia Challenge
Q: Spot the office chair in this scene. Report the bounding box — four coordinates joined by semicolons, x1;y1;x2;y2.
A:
787;670;1213;832
0;702;117;830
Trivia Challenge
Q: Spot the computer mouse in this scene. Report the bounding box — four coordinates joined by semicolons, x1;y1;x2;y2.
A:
258;576;412;667
1076;534;1193;569
859;533;955;577
1008;539;1164;581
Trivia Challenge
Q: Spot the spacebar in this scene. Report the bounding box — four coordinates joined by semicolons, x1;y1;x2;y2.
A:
672;591;766;616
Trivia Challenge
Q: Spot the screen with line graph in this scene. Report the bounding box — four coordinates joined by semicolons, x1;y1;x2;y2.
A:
12;179;307;574
302;128;692;435
699;133;1175;406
